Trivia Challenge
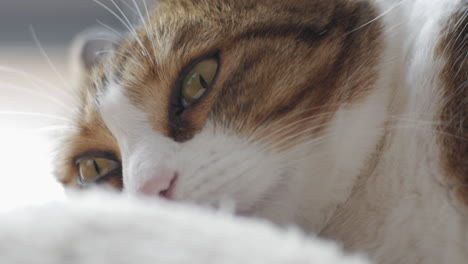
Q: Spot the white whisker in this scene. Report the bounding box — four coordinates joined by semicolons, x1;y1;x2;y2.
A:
0;111;69;122
0;83;74;113
119;0;138;15
133;0;157;63
252;111;336;144
18;125;78;136
96;20;125;39
29;26;72;92
345;0;406;35
0;66;75;103
96;50;146;71
107;0;154;65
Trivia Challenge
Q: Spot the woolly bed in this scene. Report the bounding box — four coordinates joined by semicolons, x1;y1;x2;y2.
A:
0;191;368;264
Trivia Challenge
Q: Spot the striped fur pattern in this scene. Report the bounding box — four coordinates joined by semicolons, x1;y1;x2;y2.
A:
54;0;467;263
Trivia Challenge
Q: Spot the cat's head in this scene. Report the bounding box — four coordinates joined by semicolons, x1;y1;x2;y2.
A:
56;0;388;228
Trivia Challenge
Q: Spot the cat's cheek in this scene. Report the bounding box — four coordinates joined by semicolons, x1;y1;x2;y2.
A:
171;122;293;217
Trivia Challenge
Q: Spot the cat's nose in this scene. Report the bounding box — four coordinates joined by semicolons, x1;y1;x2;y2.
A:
138;170;177;199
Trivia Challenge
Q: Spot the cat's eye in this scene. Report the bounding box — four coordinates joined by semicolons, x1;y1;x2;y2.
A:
181;58;218;107
77;158;120;184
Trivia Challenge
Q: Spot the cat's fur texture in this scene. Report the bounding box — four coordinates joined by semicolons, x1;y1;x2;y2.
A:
55;0;467;263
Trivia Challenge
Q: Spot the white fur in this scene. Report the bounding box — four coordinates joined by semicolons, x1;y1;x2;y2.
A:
0;192;369;264
321;1;468;264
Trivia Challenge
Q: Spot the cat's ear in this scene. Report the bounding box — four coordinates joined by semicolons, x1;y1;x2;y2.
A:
69;27;119;77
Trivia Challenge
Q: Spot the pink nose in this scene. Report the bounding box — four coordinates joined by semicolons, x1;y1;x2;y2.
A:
138;170;177;199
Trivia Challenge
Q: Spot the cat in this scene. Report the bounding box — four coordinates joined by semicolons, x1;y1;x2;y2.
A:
54;0;467;263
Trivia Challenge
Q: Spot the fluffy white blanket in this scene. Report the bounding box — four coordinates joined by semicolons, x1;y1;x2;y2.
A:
0;192;369;264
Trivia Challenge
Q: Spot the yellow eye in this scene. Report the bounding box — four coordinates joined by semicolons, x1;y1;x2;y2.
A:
181;58;218;107
77;158;119;184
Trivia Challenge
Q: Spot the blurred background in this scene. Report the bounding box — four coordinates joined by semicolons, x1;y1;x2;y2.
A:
0;0;141;209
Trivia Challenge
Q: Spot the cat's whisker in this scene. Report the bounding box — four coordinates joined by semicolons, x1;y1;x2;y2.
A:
133;0;157;65
388;117;443;126
0;111;69;122
96;20;125;39
29;26;73;92
271;131;334;156
185;141;242;188
345;0;406;35
89;38;122;47
189;130;331;196
119;0;138;15
94;0;147;59
16;125;78;136
257;122;332;153
108;0;154;65
142;0;154;42
193;133;334;202
202;156;263;202
386;124;468;142
94;0;131;31
253;113;335;146
0;83;74;113
0;66;76;105
249;110;337;139
439;12;467;58
189;145;264;200
96;50;145;71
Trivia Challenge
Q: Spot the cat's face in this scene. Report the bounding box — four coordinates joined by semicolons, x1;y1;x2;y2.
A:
56;0;387;227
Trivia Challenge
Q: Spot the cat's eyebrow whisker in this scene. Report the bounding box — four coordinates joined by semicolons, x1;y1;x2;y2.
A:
96;20;125;39
89;38;121;47
119;0;138;15
133;0;158;66
96;0;154;65
0;83;74;113
94;0;146;58
94;0;133;33
96;50;145;71
29;26;73;93
0;111;69;122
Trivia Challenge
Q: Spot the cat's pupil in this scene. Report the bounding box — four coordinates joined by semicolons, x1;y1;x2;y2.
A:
92;160;100;175
199;75;208;89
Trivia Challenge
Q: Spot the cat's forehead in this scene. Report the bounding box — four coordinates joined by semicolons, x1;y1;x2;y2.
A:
75;0;382;140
